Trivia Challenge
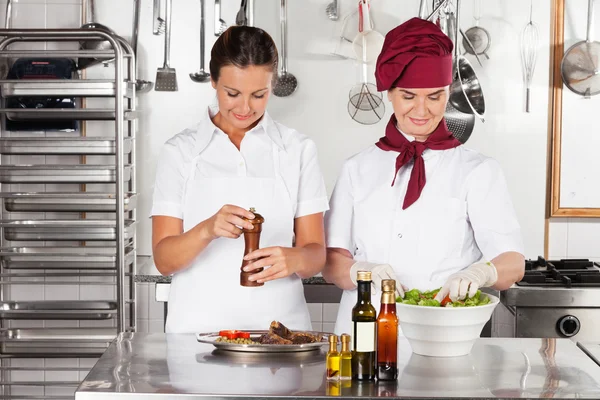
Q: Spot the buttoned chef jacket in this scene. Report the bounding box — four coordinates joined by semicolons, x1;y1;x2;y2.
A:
325;135;524;336
151;107;329;333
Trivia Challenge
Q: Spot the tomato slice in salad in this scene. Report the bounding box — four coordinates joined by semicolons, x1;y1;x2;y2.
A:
218;330;250;339
440;295;452;306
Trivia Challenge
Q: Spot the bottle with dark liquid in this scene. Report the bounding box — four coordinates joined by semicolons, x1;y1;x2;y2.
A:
351;270;376;381
376;279;398;381
240;207;265;287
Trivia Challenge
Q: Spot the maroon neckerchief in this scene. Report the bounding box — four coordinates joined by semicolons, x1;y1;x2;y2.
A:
375;115;462;209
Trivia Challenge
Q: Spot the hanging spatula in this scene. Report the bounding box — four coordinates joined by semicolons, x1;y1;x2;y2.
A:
155;0;178;91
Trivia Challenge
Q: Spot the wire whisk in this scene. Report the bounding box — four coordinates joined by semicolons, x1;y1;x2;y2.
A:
520;0;539;113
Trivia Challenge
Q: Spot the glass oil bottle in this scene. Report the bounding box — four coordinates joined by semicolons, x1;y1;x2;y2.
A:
351;270;377;381
340;333;352;380
326;334;341;380
376;279;399;381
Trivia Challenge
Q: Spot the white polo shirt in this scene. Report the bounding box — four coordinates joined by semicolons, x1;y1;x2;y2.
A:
151;107;329;220
326;140;524;335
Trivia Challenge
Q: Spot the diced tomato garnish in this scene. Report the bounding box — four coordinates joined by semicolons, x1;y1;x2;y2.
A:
218;330;250;339
440;295;452;306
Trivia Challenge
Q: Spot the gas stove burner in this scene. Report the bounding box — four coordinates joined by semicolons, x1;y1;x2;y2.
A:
517;256;600;288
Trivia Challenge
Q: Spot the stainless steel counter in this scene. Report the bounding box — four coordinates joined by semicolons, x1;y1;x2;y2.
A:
75;333;600;399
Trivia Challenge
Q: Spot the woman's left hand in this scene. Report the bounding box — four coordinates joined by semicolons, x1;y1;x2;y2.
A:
243;247;304;283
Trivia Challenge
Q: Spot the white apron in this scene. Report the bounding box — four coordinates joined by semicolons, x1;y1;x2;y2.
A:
165;142;312;333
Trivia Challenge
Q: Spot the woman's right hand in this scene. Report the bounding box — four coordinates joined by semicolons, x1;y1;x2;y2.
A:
202;205;255;240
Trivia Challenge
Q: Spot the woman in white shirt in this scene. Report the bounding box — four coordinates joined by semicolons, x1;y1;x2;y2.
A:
323;18;525;336
151;26;328;333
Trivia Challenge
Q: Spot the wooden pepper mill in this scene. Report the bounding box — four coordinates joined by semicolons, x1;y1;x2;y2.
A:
240;207;265;287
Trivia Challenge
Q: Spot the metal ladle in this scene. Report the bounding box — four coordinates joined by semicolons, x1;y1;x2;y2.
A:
273;0;297;97
132;0;153;92
190;0;211;83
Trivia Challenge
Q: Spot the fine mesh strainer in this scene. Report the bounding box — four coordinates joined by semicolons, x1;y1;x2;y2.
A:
561;0;600;98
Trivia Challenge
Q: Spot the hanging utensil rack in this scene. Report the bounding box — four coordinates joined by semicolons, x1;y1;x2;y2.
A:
0;28;137;370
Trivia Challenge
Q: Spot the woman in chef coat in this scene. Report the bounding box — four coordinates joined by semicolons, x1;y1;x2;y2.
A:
151;26;328;334
323;18;525;335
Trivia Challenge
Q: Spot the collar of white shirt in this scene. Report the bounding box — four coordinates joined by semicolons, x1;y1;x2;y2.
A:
192;106;285;156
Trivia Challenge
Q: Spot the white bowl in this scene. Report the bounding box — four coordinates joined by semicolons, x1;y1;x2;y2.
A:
396;293;499;357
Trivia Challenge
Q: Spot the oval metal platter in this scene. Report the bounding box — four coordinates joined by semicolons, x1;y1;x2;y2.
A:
196;330;332;353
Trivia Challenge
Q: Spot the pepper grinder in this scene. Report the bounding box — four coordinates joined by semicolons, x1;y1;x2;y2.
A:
240;207;265;287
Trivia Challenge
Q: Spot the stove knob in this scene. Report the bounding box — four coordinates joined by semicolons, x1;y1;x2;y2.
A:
557;315;580;337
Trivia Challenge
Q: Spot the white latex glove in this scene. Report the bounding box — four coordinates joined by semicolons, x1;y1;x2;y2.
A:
434;261;498;302
350;261;405;298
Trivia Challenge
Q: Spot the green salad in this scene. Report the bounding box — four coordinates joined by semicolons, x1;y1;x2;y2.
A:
395;288;491;307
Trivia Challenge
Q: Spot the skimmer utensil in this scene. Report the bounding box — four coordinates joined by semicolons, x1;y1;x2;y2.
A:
155;0;178;91
561;0;600;98
520;0;538;112
273;0;297;97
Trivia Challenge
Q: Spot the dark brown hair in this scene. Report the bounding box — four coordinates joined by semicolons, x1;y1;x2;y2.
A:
209;26;279;82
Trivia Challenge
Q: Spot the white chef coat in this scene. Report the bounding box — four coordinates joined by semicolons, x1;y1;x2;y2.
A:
325;133;524;336
151;106;329;333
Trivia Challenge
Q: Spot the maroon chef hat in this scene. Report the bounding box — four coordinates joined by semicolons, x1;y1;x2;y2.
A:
375;17;454;91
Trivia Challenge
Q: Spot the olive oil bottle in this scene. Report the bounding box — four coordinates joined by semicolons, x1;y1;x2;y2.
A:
376;279;399;381
326;334;341;380
340;333;352;380
351;271;376;381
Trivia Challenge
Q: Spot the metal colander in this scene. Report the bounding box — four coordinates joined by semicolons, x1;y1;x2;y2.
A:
445;102;475;144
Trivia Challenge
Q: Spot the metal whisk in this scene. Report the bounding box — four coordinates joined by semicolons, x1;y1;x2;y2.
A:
520;0;538;113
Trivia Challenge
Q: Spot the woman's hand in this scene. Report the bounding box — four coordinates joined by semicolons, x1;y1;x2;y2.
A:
242;246;305;283
202;205;255;240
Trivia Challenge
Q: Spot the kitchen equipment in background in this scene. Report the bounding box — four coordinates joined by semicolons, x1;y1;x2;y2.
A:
352;0;384;64
214;0;227;36
153;0;166;35
561;0;600;98
155;0;178;91
520;0;538;112
190;0;211;83
132;0;153;93
235;0;248;26
4;58;78;132
347;1;384;125
326;0;339;21
273;0;297;97
445;101;475;143
0;0;12;79
449;0;485;121
463;0;491;60
347;63;385;125
78;0;117;70
247;0;255;26
501;257;600;341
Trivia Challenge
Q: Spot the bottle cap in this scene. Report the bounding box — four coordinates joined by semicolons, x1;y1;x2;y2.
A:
329;334;338;343
340;333;350;343
382;279;396;292
357;271;372;281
